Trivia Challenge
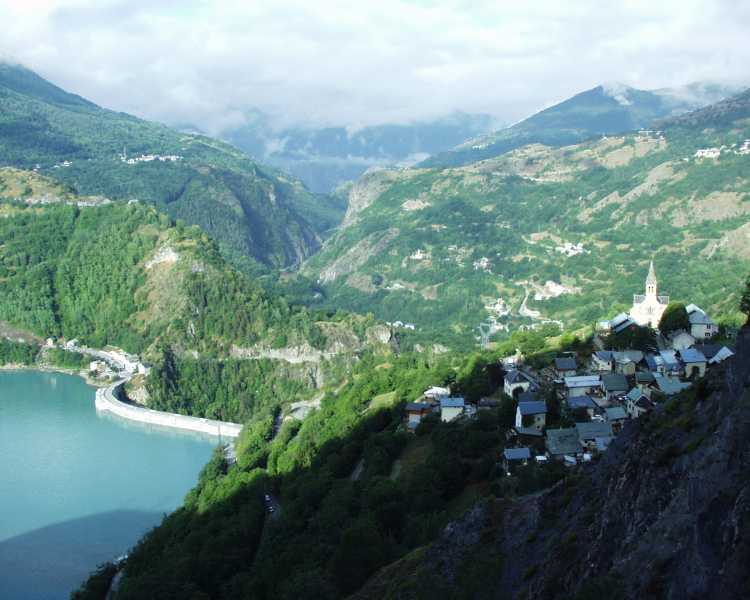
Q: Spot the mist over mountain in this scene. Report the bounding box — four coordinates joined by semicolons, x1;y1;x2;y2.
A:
220;112;497;193
422;81;744;168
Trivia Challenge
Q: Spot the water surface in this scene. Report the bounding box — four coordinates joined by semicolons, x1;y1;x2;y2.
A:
0;371;218;599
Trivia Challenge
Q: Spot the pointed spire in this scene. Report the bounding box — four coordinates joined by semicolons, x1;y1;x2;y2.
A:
646;260;657;285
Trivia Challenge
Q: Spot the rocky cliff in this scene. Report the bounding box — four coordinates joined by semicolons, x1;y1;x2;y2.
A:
354;328;750;599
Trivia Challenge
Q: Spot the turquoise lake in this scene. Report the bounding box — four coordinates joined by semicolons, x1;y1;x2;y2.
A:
0;371;219;599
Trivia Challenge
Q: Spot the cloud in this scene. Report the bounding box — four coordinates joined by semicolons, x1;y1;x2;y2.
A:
0;0;748;134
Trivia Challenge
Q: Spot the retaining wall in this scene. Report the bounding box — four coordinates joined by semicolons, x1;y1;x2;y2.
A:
95;382;243;438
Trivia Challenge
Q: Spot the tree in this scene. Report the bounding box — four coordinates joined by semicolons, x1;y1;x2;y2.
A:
741;275;750;325
658;302;690;334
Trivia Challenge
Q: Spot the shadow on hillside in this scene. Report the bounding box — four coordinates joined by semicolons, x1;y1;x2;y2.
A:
0;510;164;600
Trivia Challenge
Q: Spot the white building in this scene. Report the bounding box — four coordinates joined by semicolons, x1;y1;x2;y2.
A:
630;261;669;328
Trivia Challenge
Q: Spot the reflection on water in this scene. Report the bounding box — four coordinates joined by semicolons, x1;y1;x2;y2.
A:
0;510;163;600
0;371;217;599
96;407;229;444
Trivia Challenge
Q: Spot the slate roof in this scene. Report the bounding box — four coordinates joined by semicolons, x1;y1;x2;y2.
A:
626;387;647;402
693;344;721;360
518;401;547;416
593;351;613;362
505;369;533;384
689;311;713;325
554;357;578;371
636;371;654;384
405;402;431;412
605;406;628;421
658;350;681;369
503;447;531;461
565;375;601;388
652;374;691;395
518;390;539;403
613;350;644;364
679;348;707;364
568;395;596;410
545;428;580;456
576;421;614;440
440;397;465;408
602;373;629;393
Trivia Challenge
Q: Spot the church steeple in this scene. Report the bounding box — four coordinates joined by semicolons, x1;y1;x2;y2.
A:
646;260;657;296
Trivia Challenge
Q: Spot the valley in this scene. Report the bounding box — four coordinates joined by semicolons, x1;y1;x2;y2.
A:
0;56;749;600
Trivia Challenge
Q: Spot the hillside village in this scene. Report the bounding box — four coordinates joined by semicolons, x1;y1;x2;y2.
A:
403;261;735;472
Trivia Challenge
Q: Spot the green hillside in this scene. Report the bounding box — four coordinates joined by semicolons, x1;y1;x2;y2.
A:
0;176;382;421
300;89;750;349
422;83;738;168
0;63;340;269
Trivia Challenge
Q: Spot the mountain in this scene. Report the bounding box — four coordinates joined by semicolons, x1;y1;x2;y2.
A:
354;327;750;599
300;88;750;349
221;112;496;193
422;82;741;168
74;296;750;599
0;63;337;270
0;173;385;421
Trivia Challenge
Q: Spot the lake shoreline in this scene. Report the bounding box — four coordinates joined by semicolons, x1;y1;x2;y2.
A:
0;363;243;439
96;381;243;439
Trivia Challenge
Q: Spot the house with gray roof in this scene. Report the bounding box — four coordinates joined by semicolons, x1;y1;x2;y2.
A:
545;428;581;460
657;350;683;376
440;397;465;422
564;375;601;399
576;421;614;450
605;406;628;433
694;343;735;365
590;350;614;372
554;356;578;377
686;304;719;340
567;395;597;418
502;447;531;473
668;330;696;352
515;400;547;430
679;347;707;378
504;369;536;398
626;392;655;418
652;374;691;396
602;373;629;400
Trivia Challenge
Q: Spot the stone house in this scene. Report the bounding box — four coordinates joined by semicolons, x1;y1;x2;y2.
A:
564;375;601;399
678;347;707;379
504;369;536;398
686;304;719;340
440;397;465;422
554;356;578;378
515;401;547;430
545;428;581;461
502;447;531;473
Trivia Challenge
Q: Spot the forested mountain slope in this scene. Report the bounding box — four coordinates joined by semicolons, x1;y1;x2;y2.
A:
301;88;750;349
355;326;750;599
422;82;739;168
0;174;384;421
0;63;337;269
75;288;750;600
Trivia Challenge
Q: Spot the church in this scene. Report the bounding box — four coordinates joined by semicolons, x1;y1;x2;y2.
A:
630;261;669;328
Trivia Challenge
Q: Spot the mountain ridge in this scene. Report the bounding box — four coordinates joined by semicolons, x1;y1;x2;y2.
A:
421;81;743;168
0;63;336;270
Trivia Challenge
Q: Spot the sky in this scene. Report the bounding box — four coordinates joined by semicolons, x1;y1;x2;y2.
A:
1;0;748;134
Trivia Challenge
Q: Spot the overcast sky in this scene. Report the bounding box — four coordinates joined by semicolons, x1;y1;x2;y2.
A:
1;0;748;134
